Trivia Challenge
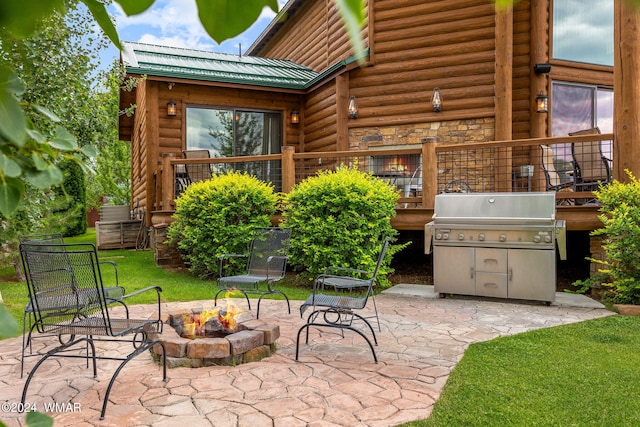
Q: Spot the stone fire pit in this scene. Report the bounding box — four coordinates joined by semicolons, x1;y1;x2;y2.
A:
149;305;280;368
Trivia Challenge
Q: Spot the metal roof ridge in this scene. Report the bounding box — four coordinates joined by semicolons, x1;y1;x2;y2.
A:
123;40;312;71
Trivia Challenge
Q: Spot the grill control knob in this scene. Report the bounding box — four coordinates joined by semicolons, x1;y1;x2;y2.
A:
533;235;541;243
435;233;442;240
478;233;485;241
544;235;552;243
442;233;449;240
499;234;507;242
458;233;465;240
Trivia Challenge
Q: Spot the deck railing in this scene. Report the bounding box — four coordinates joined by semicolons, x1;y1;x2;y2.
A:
155;133;613;212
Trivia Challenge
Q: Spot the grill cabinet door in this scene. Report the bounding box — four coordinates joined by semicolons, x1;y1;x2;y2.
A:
507;249;556;302
434;246;475;296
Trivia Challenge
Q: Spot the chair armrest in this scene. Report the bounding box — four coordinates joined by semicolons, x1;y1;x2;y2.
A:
103;286;126;302
98;261;119;286
322;266;370;278
315;273;370;291
121;285;162;300
121;286;163;322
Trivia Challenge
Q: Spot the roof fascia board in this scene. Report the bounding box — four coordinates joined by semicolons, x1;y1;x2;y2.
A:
137;74;307;94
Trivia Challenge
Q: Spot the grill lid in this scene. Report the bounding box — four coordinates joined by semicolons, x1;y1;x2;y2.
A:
432;192;556;222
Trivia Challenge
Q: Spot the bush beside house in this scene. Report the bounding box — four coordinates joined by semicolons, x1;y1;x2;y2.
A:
574;170;640;304
167;171;278;277
282;165;405;287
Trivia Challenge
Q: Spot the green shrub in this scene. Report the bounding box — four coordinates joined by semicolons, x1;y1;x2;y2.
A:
573;170;640;304
167;171;278;277
281;165;405;287
55;160;87;237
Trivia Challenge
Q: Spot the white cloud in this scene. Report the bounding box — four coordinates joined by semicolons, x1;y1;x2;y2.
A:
110;0;288;54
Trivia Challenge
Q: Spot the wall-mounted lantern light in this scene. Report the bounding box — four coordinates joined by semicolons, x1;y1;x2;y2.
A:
431;87;442;112
167;99;177;116
290;110;300;124
348;96;358;119
535;92;549;113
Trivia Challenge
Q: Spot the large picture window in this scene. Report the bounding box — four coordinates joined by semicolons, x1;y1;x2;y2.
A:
551;82;613;173
552;0;613;66
186;106;283;187
551;82;612;137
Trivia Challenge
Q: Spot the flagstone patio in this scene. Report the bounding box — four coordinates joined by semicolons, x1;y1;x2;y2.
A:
0;286;612;427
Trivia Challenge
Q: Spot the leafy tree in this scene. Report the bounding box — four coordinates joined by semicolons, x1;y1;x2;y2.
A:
85;63;136;209
212;111;262;158
0;0;368;217
56;160;87;236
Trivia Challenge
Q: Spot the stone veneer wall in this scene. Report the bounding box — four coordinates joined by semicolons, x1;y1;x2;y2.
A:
349;119;495;150
349;118;496;193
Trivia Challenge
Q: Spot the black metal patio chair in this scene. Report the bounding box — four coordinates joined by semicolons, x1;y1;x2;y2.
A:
18;234;127;378
295;237;390;363
19;242;166;420
216;227;291;319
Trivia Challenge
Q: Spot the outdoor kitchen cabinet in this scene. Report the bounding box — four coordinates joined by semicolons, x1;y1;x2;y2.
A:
426;192;566;305
434;246;556;303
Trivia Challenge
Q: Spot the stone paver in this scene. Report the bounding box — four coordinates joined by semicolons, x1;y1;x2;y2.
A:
0;288;613;426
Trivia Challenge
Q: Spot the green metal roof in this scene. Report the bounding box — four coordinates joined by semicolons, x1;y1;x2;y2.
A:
122;42;319;90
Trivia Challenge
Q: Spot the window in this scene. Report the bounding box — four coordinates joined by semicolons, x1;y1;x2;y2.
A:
551;82;613;171
186;107;283;187
552;0;613;66
551;82;612;136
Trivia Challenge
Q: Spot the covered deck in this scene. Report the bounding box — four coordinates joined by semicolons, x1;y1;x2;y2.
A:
153;132;613;232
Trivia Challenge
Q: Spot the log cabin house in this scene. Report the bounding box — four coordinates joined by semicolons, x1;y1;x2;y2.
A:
119;0;639;271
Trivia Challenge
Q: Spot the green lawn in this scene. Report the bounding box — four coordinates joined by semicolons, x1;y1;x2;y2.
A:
0;229;310;334
403;315;640;427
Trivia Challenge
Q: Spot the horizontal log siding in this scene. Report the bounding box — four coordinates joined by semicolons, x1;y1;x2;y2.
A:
512;1;532;141
349;0;496;126
303;83;337;151
326;0;369;65
259;0;368;71
258;0;329;70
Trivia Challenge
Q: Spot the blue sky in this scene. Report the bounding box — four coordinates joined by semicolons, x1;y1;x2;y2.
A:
100;0;287;68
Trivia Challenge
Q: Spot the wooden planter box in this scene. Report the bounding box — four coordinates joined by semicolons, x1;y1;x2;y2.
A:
96;220;143;250
99;205;131;222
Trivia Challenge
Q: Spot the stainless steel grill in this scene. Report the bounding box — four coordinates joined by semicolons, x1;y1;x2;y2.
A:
425;192;567;304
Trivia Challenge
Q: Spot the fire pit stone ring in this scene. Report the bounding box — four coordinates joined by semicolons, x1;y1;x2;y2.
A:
148;305;280;368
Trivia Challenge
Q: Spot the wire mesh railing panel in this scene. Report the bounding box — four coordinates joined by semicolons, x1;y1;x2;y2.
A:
162;134;613;210
174;159;283;199
436;136;613;205
294;152;423;205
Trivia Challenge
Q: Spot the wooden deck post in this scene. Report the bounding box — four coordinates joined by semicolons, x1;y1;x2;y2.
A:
161;153;176;210
281;146;296;193
614;0;640;182
495;6;513;192
530;0;549;191
422;138;437;209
